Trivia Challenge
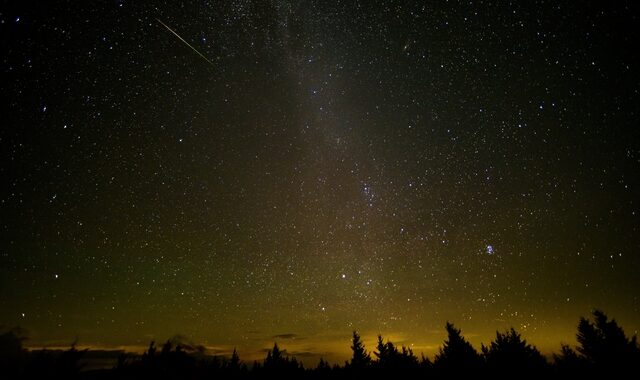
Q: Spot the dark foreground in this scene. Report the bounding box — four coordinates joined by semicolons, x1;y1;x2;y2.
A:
1;310;638;379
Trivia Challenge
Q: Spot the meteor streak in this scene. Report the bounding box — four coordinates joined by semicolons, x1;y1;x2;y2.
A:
156;18;214;67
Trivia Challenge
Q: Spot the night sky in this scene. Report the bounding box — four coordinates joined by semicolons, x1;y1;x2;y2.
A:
1;0;639;364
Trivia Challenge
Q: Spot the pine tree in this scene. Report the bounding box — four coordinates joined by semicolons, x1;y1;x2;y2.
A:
350;331;371;368
228;348;240;371
374;334;401;369
576;310;640;370
482;328;547;374
434;322;482;373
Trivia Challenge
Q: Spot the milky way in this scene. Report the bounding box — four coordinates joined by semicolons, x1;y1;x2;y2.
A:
1;1;639;364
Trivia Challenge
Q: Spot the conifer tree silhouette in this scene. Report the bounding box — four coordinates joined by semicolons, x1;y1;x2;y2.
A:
229;348;240;368
553;343;585;375
399;345;419;368
316;357;330;371
575;310;639;371
373;334;397;368
434;322;482;374
264;342;283;369
263;342;303;375
349;331;371;369
482;328;547;375
225;347;242;376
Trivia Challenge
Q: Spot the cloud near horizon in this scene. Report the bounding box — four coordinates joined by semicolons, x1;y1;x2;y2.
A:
271;333;301;340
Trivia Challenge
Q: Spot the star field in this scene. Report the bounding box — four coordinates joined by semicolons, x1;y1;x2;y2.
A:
1;0;639;364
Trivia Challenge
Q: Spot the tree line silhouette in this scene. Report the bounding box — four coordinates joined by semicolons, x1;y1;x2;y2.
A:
1;310;638;379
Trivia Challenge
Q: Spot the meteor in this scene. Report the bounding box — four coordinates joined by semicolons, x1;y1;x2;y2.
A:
156;18;214;67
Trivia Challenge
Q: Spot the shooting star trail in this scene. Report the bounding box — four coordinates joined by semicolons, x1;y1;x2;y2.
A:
156;18;214;67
